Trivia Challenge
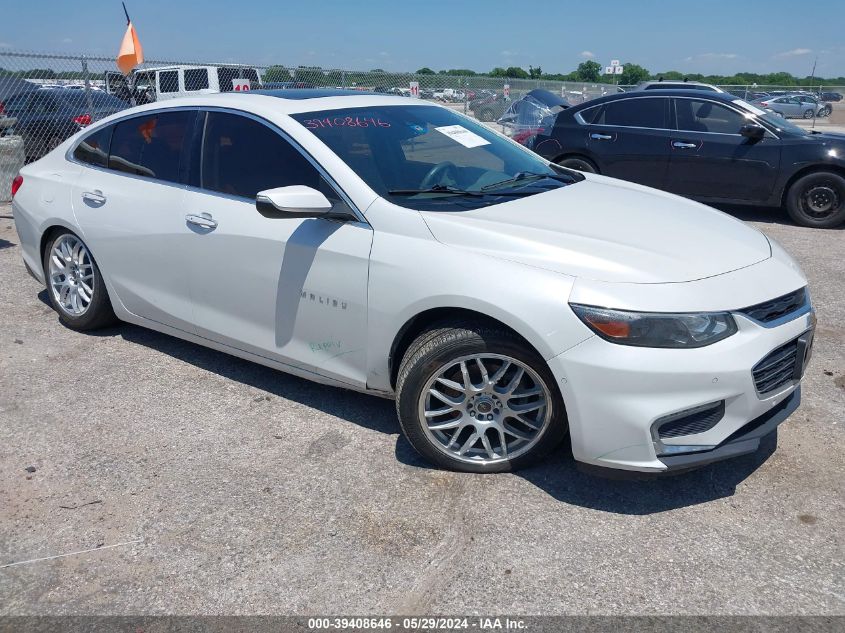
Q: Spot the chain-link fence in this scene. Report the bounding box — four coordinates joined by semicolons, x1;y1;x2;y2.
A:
2;49;845;200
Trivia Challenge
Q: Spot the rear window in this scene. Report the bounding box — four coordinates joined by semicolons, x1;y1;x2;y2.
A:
108;111;192;182
216;67;260;92
55;91;126;109
184;69;209;91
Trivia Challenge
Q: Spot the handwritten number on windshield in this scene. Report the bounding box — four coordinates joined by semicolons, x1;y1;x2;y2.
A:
302;117;391;129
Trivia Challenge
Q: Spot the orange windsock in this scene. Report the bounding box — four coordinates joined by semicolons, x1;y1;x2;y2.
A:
117;22;144;75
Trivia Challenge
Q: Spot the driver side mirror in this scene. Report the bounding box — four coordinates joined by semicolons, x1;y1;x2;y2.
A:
740;124;766;141
256;185;350;220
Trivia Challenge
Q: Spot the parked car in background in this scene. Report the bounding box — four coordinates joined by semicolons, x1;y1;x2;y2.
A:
635;79;724;92
2;89;125;161
752;95;825;119
523;89;845;227
498;89;570;144
11;91;813;476
105;65;262;104
470;90;509;121
820;91;842;102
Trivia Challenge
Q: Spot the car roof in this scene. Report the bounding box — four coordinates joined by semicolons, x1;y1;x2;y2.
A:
81;91;436;119
567;89;739;110
251;88;378;100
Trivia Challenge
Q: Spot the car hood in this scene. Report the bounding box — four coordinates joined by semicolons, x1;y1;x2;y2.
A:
419;174;772;284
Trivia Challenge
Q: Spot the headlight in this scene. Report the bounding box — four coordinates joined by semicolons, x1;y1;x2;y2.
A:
569;304;737;348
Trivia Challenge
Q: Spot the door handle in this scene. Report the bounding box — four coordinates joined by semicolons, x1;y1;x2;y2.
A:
672;141;698;149
590;132;613;140
186;213;218;229
81;190;106;204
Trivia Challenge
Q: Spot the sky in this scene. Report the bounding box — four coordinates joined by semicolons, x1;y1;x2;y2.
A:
2;0;844;77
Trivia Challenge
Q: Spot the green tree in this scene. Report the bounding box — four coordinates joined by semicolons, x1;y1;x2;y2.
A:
529;65;542;79
489;67;508;77
504;66;530;79
416;67;436;75
263;65;292;82
619;63;650;85
575;60;602;82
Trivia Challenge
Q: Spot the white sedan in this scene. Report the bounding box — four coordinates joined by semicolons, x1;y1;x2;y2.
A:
11;90;815;475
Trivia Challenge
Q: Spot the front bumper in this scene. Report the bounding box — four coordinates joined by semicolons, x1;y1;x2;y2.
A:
548;306;814;473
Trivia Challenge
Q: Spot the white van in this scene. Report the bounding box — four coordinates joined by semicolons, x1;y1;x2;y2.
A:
105;65;262;103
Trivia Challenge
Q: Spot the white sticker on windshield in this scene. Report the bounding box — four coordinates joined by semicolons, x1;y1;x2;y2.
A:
434;125;490;148
733;99;767;116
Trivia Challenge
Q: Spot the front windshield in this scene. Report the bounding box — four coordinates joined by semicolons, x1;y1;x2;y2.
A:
291;104;582;210
732;98;809;136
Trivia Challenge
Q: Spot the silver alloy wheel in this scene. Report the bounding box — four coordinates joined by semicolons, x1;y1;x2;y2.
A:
48;234;95;316
419;354;551;464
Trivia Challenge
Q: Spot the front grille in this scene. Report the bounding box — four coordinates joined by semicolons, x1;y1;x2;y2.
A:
753;339;799;395
740;288;806;323
655;401;725;439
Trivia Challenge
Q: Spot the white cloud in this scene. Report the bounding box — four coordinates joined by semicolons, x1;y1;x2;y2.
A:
378;51;389;57
61;37;72;44
775;48;812;58
0;42;11;48
579;51;595;59
500;50;516;57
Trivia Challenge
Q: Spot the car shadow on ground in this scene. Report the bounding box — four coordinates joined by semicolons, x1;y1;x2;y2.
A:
713;204;793;225
395;433;777;515
0;238;15;250
41;290;776;515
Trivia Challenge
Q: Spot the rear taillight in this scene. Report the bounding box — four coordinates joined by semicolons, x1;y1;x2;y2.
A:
512;127;545;145
760;102;769;107
11;174;23;198
73;113;92;126
0;101;5;115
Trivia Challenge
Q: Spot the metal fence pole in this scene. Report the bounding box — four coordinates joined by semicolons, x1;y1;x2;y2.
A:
81;55;94;116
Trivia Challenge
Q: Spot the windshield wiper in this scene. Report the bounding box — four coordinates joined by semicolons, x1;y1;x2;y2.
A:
387;184;528;197
480;171;572;192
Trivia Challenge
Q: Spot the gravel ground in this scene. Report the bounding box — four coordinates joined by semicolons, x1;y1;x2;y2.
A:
0;201;843;616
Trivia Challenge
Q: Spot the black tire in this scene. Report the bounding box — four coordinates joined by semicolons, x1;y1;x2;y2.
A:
785;171;845;228
42;230;117;330
803;109;815;119
557;156;597;173
395;321;568;473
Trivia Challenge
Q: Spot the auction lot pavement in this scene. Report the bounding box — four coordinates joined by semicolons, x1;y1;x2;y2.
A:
0;202;843;615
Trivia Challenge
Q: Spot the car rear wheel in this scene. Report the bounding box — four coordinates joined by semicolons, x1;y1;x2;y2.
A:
785;171;845;228
395;321;568;473
43;231;117;330
557;156;597;173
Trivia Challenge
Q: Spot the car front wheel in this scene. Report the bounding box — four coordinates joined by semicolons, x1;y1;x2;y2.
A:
785;171;845;228
557;156;597;173
395;322;567;473
803;109;815;119
43;230;117;330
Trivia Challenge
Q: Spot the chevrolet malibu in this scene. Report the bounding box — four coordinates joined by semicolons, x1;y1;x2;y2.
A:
11;90;815;475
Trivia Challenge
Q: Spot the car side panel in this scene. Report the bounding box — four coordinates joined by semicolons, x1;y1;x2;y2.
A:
363;198;591;394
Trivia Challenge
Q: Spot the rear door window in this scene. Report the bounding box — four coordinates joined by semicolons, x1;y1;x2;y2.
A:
74;125;113;167
594;98;668;129
108;110;193;182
